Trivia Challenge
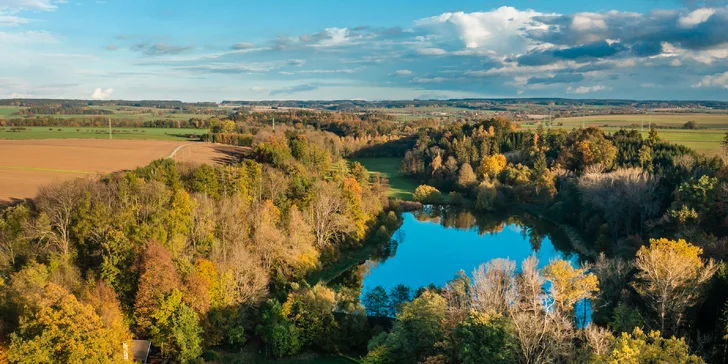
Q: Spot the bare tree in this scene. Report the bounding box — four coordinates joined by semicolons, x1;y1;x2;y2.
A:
35;179;88;257
309;182;353;248
583;324;614;357
471;258;516;313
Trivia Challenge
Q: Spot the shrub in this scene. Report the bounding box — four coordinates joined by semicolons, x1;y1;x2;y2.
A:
413;185;442;204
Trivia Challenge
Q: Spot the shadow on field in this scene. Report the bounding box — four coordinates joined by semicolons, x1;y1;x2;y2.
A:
211;145;251;165
0;197;27;209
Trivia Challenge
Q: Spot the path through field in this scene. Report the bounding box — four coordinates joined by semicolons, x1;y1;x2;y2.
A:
0;139;247;204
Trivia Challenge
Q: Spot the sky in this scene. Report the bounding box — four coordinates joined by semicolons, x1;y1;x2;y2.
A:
1;0;728;101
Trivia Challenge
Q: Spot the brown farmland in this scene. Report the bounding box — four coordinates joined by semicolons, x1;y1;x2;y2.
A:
0;139;247;204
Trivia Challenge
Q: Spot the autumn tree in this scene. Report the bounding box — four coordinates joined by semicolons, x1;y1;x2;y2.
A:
133;241;181;335
596;327;703;363
413;185;443;204
542;259;599;316
8;284;124;363
632;238;718;334
477;154;507;180
456;163;477;189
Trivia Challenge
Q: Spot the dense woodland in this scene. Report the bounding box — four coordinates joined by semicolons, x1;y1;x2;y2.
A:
2;110;728;363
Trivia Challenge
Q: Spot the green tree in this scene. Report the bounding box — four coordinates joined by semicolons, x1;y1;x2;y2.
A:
364;290;447;364
363;286;390;317
257;299;302;358
453;310;517;364
149;289;203;363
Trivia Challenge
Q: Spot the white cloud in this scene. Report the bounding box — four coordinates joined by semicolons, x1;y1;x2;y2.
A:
417;47;447;55
0;15;29;26
671;58;682;66
91;87;114;99
567;85;610;94
0;0;57;11
571;13;607;31
390;69;413;76
251;86;268;93
678;8;715;28
693;72;728;88
415;6;550;54
466;60;581;76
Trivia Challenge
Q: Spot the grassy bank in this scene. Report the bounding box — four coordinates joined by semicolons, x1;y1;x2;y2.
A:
350;158;418;200
308;217;403;285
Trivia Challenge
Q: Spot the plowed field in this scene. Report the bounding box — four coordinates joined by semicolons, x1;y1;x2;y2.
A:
0;139;247;204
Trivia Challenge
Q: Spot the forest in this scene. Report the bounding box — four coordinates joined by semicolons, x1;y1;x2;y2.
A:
1;110;728;363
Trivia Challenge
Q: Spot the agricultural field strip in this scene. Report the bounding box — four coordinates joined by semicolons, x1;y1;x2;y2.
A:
0;165;94;174
0;140;187;176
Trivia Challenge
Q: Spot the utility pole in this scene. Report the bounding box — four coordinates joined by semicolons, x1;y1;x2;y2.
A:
272;117;275;132
108;118;112;139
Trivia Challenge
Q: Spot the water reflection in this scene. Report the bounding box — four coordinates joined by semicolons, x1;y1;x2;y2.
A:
331;206;589;322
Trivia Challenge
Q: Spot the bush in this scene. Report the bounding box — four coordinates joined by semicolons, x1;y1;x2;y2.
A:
682;121;699;129
413;185;442;204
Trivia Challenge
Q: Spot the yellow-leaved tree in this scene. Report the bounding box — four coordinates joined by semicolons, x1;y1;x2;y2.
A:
543;259;599;316
477;154;507;180
632;238;718;334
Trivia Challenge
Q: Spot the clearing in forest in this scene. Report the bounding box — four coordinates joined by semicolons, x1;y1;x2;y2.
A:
351;157;418;200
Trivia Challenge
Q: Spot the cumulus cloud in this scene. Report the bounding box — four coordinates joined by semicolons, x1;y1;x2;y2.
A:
693;72;728;88
91;87;114;99
269;84;318;96
415;6;548;54
678;8;715;28
131;43;194;56
567;85;610;94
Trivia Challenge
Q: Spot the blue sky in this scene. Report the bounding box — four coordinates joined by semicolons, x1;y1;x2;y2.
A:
1;0;727;101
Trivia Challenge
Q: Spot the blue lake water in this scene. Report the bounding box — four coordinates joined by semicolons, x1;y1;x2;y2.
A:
361;209;579;293
346;207;590;324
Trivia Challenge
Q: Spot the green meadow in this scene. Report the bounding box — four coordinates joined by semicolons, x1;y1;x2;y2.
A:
351;157;419;200
0;126;203;141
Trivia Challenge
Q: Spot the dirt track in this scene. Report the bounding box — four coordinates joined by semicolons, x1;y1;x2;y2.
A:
0;139;247;203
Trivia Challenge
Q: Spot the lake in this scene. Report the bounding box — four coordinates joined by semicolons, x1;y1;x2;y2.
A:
335;206;590;323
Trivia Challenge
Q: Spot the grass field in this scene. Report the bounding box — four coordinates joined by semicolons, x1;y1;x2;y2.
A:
0;105;222;121
553;113;728;129
351;157;418;200
523;113;728;155
0;106;20;116
0;126;203;141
